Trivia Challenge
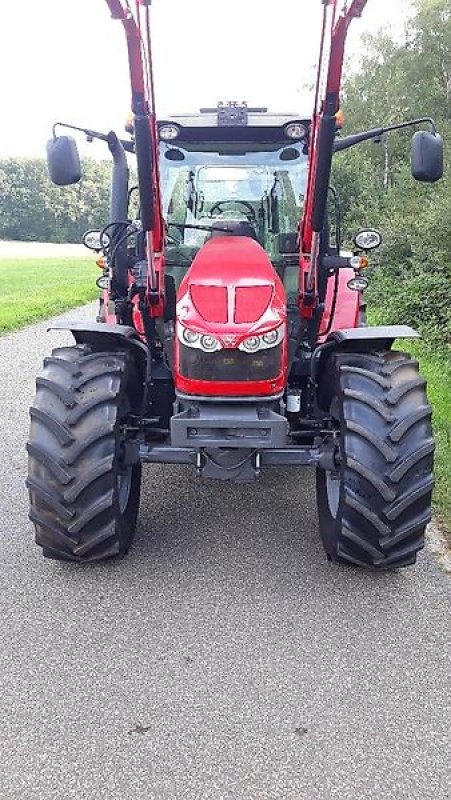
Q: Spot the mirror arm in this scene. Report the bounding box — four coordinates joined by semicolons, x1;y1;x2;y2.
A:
334;117;437;152
52;122;135;153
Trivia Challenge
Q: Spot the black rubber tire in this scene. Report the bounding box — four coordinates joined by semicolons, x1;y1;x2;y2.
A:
27;344;142;562
316;349;434;569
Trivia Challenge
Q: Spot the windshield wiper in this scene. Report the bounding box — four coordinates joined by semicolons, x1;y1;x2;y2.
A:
167;222;236;234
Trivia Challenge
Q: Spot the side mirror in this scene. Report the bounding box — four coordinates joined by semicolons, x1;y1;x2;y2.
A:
46;136;82;186
411;131;443;183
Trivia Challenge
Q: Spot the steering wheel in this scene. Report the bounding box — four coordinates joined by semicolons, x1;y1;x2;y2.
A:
209;200;257;225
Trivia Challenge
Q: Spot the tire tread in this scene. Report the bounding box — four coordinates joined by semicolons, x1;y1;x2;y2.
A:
27;346;141;562
317;349;434;569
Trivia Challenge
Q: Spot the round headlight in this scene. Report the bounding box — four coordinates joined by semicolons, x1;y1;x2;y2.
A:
262;330;278;345
82;229;110;251
242;336;261;353
200;335;219;352
284;122;307;140
182;329;199;345
347;276;369;292
159;124;180;142
353;229;382;251
96;275;109;291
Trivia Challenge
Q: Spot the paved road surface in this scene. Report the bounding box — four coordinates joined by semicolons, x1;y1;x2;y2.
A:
0;306;449;799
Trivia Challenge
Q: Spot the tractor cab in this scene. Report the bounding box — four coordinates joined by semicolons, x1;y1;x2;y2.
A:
159;106;309;300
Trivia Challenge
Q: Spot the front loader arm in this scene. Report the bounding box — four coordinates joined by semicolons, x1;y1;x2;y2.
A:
300;0;368;311
105;0;165;315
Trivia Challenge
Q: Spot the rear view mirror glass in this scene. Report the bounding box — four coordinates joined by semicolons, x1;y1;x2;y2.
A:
46;135;81;186
411;131;443;183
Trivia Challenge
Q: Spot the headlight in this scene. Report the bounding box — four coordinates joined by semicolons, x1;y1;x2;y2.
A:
182;329;200;345
284;122;307;140
239;325;284;353
159;123;180;142
262;330;278;345
241;335;261;353
353;229;382;251
347;276;369;292
200;335;220;352
178;325;222;352
82;229;110;251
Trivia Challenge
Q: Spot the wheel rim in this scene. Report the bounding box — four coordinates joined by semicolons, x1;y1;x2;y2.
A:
117;466;132;514
325;397;341;520
325;470;340;519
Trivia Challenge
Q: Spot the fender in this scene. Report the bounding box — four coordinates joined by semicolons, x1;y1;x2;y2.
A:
327;324;419;346
311;325;420;382
48;321;151;408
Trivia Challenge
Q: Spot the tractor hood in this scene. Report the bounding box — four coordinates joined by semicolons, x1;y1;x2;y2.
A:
176;236;286;346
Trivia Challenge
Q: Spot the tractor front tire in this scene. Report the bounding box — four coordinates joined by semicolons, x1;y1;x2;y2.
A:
27;344;142;562
316;349;434;569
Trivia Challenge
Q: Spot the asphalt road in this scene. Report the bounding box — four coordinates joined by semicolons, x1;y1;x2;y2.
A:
0;306;449;800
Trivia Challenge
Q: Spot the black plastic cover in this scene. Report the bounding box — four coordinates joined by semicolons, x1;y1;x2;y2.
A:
134;114;155;231
179;344;282;382
46;136;81;186
327;325;419;343
411;131;443;183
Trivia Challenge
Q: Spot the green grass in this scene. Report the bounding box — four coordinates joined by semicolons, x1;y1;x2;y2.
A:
370;310;450;537
0;258;98;334
404;339;450;537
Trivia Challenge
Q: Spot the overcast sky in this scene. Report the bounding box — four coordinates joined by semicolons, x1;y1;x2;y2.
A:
0;0;409;159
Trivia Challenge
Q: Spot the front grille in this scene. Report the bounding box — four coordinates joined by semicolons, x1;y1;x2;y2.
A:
179;343;282;382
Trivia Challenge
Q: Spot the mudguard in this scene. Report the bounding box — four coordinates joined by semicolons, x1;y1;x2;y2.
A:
311;325;420;383
48;321;151;393
327;325;419;345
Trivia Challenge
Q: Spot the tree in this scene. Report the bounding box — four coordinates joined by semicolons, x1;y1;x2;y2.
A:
0;158;112;243
331;0;451;346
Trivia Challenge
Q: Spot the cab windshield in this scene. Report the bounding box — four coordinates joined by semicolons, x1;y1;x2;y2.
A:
159;141;308;286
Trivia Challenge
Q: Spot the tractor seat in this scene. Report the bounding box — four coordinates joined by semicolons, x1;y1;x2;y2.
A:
208;220;258;241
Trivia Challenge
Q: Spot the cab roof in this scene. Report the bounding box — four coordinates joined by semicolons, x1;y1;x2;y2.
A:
158;104;310;148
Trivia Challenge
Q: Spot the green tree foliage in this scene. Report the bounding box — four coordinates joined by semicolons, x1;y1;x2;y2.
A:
0;158;111;243
333;0;451;347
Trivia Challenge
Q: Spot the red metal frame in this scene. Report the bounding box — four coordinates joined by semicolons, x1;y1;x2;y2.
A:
104;0;166;317
300;0;368;321
302;0;368;253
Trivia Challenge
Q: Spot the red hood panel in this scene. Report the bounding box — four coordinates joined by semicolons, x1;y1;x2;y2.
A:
190;284;228;323
177;236;286;338
234;285;273;324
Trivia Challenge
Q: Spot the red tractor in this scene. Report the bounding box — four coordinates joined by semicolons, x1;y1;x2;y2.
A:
27;0;443;568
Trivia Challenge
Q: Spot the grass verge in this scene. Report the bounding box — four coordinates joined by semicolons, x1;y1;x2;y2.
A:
0;258;98;334
405;338;450;538
370;310;450;538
